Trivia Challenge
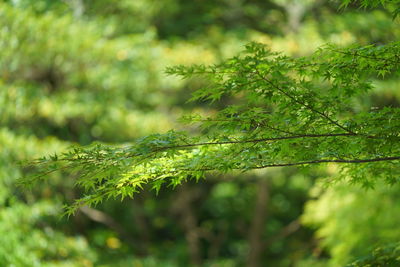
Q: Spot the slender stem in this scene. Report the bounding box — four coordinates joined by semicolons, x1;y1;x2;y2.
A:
255;70;356;134
251;156;400;169
151;133;355;152
189;156;400;171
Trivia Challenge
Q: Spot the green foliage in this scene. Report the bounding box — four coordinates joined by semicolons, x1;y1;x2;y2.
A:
0;200;95;266
0;2;191;265
0;3;183;143
340;0;400;18
29;40;400;214
0;127;94;266
3;0;400;266
347;242;400;267
303;182;400;266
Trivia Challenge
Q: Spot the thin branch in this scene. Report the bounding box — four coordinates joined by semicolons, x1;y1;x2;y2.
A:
253;156;400;169
151;133;356;152
255;70;356;134
188;156;400;172
188;117;297;135
329;48;400;66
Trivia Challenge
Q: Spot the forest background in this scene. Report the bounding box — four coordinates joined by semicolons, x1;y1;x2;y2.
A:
1;0;400;266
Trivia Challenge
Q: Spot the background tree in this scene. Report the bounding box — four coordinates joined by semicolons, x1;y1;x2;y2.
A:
2;0;400;266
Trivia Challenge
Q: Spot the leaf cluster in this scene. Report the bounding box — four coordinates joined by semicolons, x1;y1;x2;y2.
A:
25;40;400;214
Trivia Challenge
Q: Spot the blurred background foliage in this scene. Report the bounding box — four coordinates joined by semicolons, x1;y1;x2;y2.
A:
1;0;400;266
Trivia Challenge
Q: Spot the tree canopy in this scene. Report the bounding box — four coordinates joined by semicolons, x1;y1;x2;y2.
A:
2;0;400;266
28;11;400;215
